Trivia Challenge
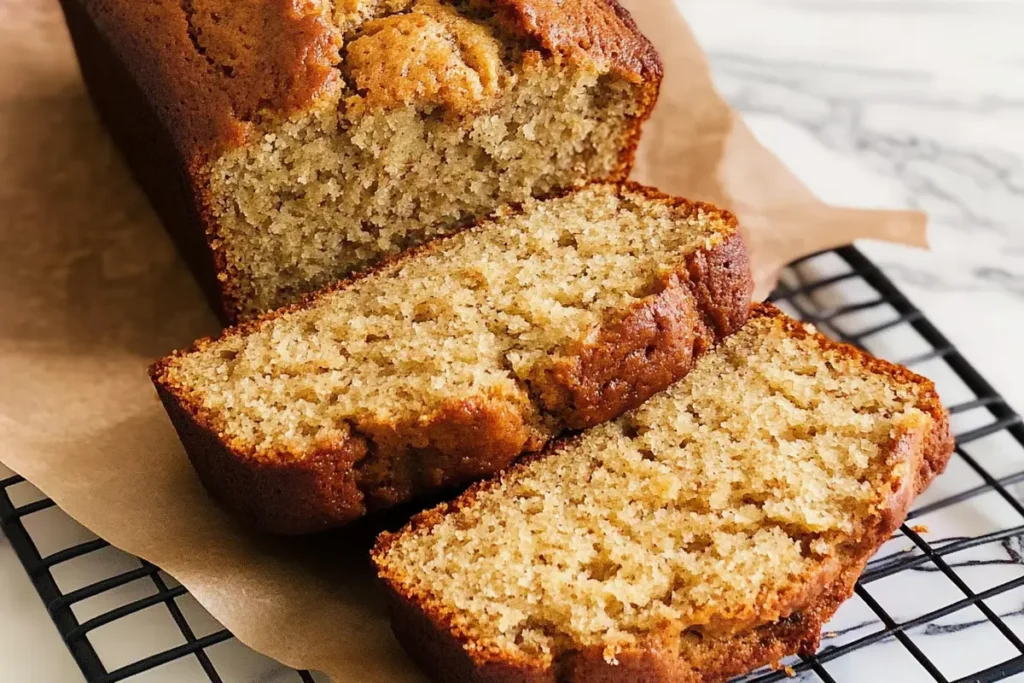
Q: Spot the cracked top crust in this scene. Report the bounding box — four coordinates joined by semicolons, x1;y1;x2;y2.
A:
74;0;660;168
343;0;508;117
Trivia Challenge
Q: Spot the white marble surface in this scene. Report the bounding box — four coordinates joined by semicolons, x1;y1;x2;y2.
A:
2;0;1024;681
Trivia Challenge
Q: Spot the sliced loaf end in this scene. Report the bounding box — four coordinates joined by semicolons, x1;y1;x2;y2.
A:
372;303;953;681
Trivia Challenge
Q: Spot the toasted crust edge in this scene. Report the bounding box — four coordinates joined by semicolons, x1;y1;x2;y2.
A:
376;563;857;683
150;184;752;534
59;0;232;319
370;303;954;682
532;230;751;430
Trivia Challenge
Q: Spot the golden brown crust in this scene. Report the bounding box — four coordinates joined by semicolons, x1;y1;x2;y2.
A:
157;380;530;534
532;232;751;430
351;395;552;512
67;0;346;321
378;560;857;683
484;0;662;83
342;0;515;117
59;0;232;318
67;0;341;168
371;303;956;682
156;383;546;534
150;184;751;534
155;382;370;532
66;0;659;167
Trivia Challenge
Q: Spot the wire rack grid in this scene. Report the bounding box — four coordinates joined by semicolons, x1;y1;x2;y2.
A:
2;245;1024;683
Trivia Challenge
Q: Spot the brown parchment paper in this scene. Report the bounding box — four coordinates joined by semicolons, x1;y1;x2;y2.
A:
0;0;926;680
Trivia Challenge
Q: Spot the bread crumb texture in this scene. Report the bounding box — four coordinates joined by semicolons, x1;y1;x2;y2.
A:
374;312;939;664
194;0;653;316
159;185;731;459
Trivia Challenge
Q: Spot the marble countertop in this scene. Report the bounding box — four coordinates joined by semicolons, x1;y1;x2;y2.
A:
2;0;1023;681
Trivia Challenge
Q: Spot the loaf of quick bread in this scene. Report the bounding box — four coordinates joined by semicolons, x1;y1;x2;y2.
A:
373;304;954;683
150;184;753;533
60;0;662;321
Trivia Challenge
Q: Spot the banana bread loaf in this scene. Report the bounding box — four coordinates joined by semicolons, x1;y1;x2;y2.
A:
372;304;954;683
60;0;662;322
150;184;753;533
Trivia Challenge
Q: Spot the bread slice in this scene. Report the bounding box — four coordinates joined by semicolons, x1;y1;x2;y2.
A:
60;0;661;321
372;304;954;683
151;184;753;533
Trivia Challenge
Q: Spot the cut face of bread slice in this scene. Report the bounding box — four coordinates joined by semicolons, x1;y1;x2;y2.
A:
151;184;753;533
214;40;659;319
372;304;954;683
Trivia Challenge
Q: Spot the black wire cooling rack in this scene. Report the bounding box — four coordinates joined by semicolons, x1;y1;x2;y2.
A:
2;245;1024;683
